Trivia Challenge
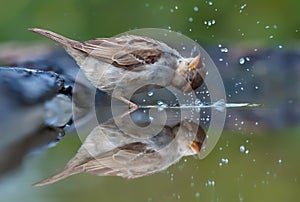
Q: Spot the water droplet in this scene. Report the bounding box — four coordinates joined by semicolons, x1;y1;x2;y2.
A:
195;192;200;198
255;86;259;90
195;99;201;105
209;180;215;186
240;145;245;153
239;4;247;13
147;91;154;97
188;17;193;22
157;101;167;112
220;47;228;53
239;58;245;64
157;101;164;105
221;158;229;164
175;5;179;10
278;159;282;164
208;1;213;6
193;6;199;12
278;45;283;49
204;20;215;27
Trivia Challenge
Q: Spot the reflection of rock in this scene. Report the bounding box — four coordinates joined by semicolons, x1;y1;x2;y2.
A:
0;67;71;177
0;126;62;176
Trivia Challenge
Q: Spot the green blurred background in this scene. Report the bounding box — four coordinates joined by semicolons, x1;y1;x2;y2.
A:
0;0;299;45
0;0;299;202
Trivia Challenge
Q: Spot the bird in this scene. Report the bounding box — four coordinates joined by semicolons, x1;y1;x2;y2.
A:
29;28;207;113
34;118;207;186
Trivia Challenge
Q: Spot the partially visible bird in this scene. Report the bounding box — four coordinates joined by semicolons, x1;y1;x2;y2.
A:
29;28;207;112
34;118;206;186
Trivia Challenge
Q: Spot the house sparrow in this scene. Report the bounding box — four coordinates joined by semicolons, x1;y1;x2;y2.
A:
29;28;207;112
34;118;206;186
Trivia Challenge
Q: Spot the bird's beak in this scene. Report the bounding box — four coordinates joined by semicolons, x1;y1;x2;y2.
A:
189;55;201;71
190;141;201;153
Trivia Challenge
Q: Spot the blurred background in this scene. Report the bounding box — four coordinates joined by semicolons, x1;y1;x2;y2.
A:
0;0;299;201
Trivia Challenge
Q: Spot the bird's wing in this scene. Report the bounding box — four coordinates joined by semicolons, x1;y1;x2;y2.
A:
82;142;163;178
71;35;165;70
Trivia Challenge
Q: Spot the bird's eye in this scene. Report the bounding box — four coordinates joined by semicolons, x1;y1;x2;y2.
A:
178;60;182;63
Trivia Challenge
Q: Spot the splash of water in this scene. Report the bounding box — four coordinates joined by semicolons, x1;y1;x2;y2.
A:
138;99;262;112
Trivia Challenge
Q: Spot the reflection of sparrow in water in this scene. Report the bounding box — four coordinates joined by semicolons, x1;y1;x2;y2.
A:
29;28;207;112
34;119;206;186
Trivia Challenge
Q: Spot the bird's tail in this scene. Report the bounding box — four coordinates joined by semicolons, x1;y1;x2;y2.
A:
33;167;80;187
28;28;78;48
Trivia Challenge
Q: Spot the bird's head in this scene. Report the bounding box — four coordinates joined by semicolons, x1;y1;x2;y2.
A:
172;120;207;156
172;55;207;93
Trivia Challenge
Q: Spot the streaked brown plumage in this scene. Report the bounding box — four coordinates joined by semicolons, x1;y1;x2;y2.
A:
29;28;207;111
